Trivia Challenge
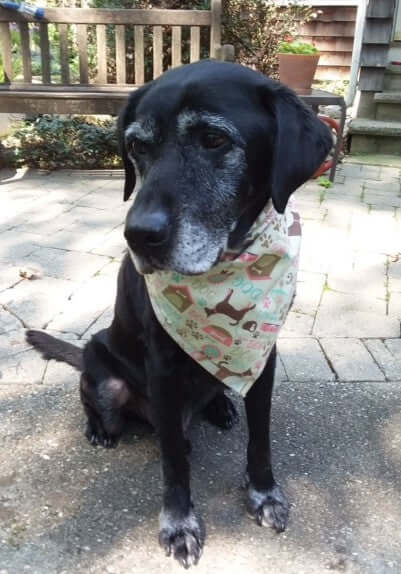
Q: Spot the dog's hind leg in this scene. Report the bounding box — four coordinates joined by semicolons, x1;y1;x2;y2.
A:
203;392;239;429
80;335;155;448
80;371;128;448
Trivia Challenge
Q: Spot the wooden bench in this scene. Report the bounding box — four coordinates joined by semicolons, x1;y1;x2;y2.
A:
0;1;234;115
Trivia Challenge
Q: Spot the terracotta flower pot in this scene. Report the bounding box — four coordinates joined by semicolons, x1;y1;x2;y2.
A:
278;53;320;92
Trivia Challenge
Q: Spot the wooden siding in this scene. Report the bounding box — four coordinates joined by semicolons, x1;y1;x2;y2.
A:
298;1;396;86
298;5;357;81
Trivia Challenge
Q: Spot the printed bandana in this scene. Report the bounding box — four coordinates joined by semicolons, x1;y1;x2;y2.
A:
145;203;302;396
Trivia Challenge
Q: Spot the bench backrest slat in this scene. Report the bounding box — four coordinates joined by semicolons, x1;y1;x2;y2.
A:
115;25;126;85
190;26;200;63
153;25;163;79
18;22;32;83
96;24;107;84
59;24;70;84
39;23;51;84
0;22;13;82
210;0;221;58
172;26;182;68
135;25;145;85
77;24;89;84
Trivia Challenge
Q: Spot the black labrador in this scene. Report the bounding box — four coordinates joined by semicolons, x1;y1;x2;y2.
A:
27;60;332;568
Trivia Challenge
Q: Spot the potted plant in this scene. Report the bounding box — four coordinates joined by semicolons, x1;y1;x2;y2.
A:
278;40;320;92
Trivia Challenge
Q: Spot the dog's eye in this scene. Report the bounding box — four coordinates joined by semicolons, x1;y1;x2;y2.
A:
201;132;228;150
131;139;148;155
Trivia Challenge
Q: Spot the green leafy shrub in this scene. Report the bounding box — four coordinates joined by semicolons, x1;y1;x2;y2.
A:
313;79;349;97
0;140;17;169
279;41;319;55
1;115;121;170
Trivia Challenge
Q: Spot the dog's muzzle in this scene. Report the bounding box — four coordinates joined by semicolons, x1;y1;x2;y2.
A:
124;210;171;268
124;210;170;249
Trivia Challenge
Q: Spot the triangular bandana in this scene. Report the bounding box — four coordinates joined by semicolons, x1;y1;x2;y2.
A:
145;203;301;396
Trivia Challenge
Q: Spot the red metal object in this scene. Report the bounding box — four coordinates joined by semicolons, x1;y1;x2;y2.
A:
313;114;342;178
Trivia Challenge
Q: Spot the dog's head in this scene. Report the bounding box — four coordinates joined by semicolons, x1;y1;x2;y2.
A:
120;60;332;275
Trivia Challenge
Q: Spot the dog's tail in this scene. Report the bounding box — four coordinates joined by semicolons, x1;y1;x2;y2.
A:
26;329;83;371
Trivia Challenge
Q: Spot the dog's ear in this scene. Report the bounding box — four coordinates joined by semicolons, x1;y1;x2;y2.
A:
265;84;333;213
119;85;151;202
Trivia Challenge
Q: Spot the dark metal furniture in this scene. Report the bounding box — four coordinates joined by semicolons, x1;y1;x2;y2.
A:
297;89;347;182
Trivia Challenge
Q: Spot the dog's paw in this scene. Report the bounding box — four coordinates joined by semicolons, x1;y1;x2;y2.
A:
159;509;203;569
246;483;289;532
85;421;119;449
203;393;239;430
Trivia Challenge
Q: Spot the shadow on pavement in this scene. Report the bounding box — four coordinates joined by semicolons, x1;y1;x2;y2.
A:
1;374;401;573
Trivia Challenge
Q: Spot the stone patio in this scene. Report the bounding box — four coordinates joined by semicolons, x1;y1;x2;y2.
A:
0;164;401;574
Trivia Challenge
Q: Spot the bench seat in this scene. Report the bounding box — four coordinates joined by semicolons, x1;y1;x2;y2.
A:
0;84;137;114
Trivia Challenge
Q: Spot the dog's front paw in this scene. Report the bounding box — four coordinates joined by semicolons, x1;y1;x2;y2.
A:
247;483;289;532
159;509;203;569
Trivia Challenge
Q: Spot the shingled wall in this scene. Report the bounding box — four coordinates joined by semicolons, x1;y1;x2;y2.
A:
298;5;357;81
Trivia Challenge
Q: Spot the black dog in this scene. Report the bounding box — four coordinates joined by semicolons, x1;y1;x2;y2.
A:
27;60;331;568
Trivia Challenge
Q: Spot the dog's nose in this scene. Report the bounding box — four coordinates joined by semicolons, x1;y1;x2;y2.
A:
124;212;170;250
